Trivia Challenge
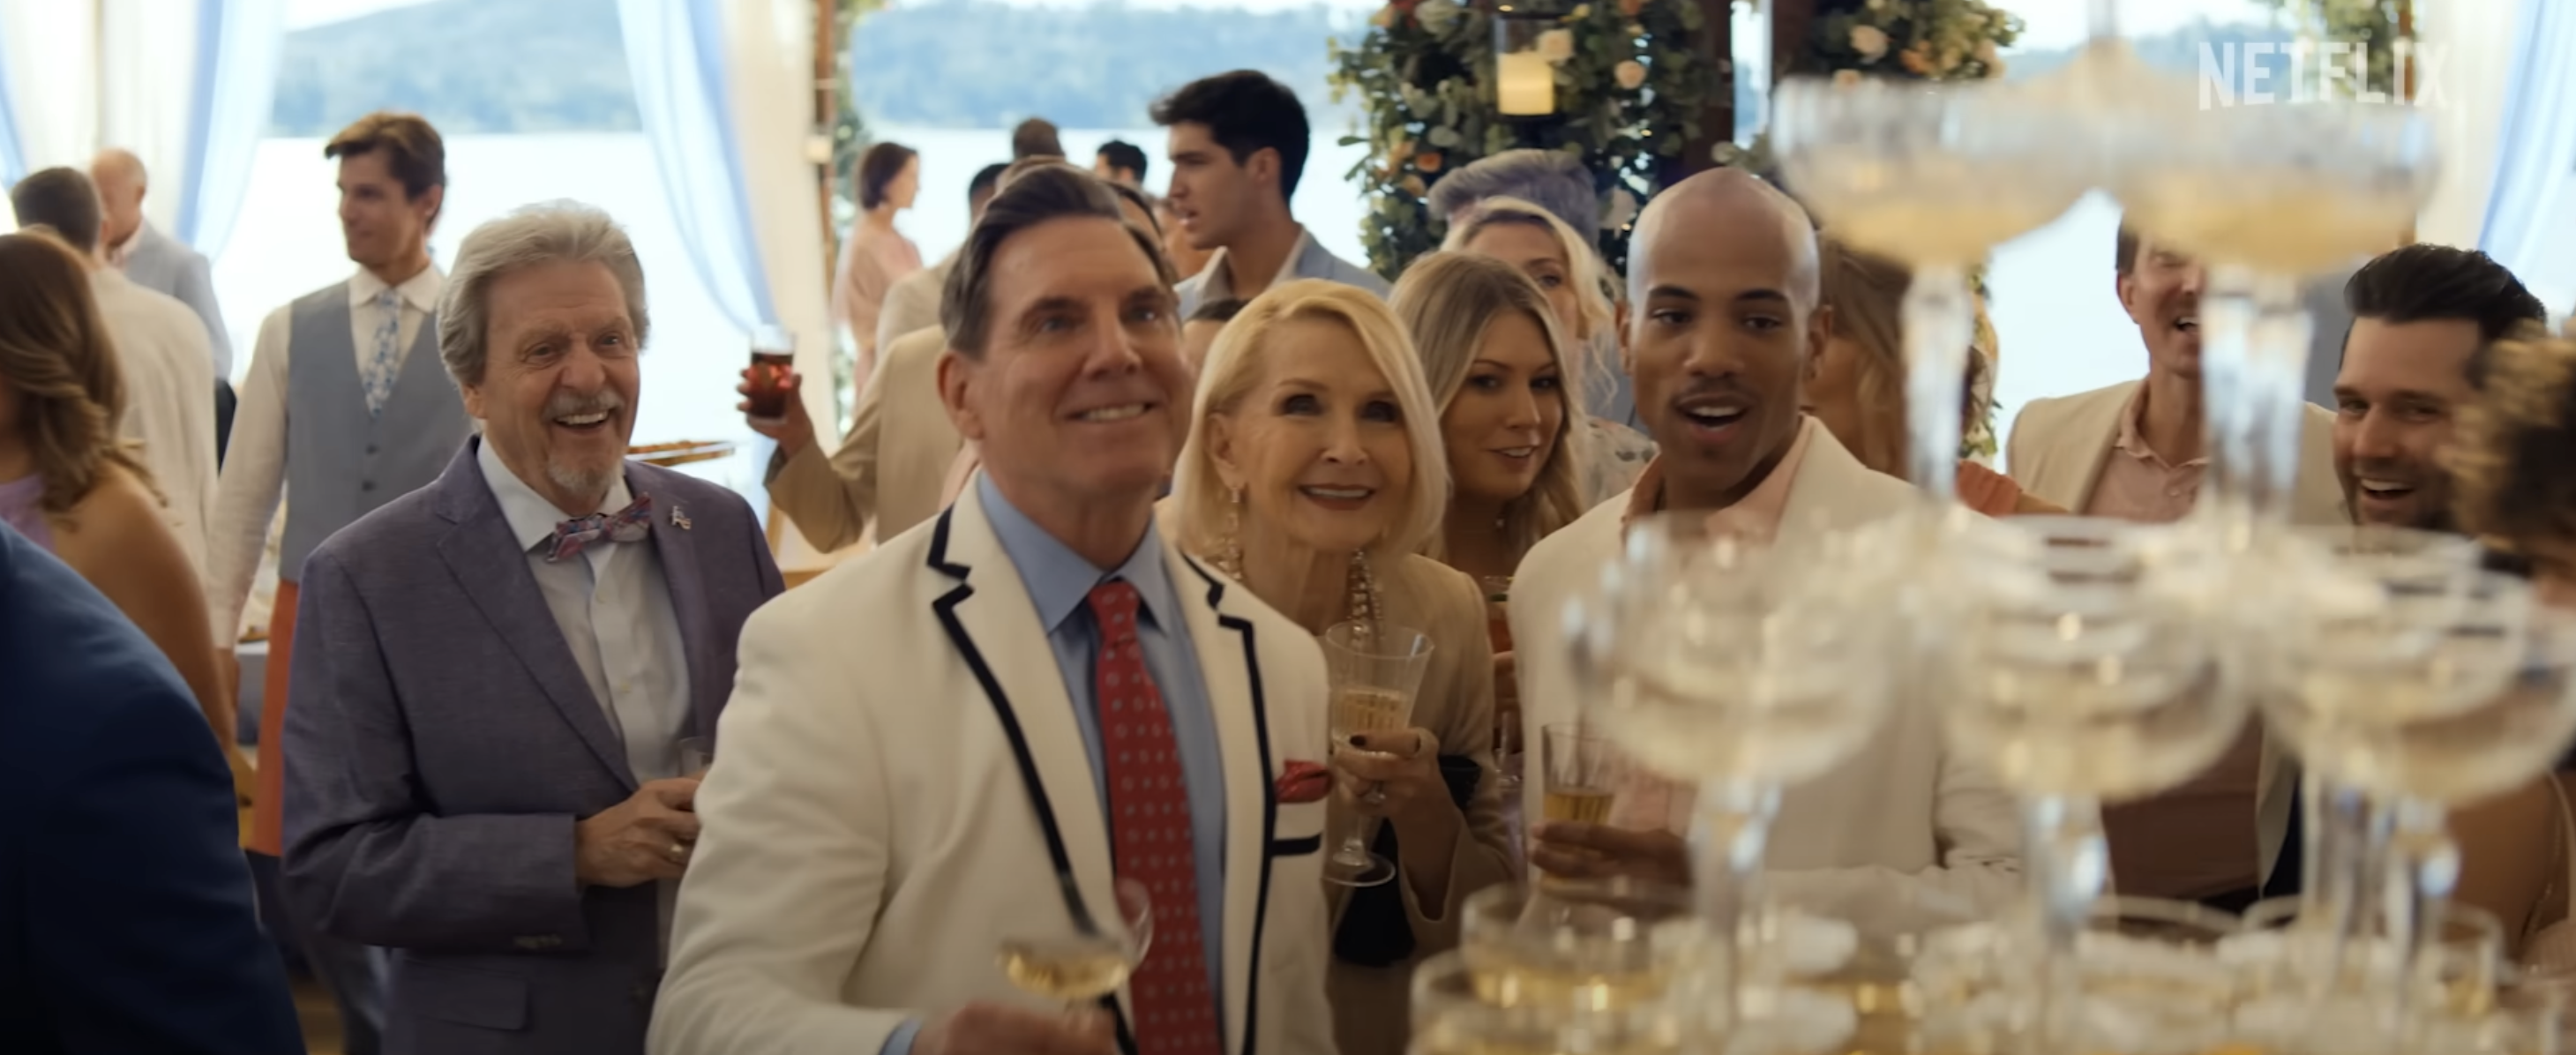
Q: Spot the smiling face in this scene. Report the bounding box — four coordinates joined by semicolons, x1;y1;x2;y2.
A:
1207;316;1415;554
1626;184;1823;511
2334;316;2482;529
460;259;641;515
1442;310;1565;508
1463;221;1586;342
2119;234;2207;382
940;216;1190;513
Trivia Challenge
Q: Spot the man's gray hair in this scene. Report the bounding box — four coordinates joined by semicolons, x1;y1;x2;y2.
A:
1426;149;1599;245
438;201;649;386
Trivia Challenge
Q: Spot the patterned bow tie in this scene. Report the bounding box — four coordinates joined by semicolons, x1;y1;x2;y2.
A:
544;494;654;563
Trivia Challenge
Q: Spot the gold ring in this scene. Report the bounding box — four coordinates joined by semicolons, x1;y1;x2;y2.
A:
670;842;688;861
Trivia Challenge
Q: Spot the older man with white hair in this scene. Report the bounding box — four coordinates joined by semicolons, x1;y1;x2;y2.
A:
278;201;783;1055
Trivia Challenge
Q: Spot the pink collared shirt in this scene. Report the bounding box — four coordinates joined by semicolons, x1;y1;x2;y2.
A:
2083;387;2204;525
2084;388;2262;899
1607;417;1817;833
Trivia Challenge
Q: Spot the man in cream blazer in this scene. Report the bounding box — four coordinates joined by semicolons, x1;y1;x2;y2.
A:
655;166;1335;1055
1512;170;2026;932
2003;226;2346;904
2004;382;2341;526
759;324;962;551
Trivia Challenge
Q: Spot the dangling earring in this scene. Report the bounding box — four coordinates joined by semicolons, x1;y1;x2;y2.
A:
1215;485;1245;580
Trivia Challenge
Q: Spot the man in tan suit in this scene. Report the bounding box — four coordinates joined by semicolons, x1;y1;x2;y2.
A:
753;325;963;552
1513;170;2026;932
2003;224;2343;910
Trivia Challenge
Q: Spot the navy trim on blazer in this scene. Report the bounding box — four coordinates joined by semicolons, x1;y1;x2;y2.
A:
1179;554;1271;1055
926;508;1139;1055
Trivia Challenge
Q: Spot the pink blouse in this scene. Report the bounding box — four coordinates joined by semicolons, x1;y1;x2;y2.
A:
831;222;925;384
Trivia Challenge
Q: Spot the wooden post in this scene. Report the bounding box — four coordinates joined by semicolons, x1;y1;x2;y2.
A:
1673;0;1734;183
814;0;841;273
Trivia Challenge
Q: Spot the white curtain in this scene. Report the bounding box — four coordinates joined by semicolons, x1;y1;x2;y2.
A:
170;0;285;258
2475;0;2576;305
0;2;100;176
0;0;279;257
2416;0;2520;248
96;0;198;231
618;0;832;553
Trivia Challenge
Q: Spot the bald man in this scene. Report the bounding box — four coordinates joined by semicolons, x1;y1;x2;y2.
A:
1506;170;2028;931
94;149;236;459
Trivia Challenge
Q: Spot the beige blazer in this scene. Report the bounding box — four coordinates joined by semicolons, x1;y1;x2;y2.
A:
2003;379;2347;527
1323;553;1516;1055
653;484;1337;1055
764;325;964;553
2002;378;2347;887
1509;429;2033;933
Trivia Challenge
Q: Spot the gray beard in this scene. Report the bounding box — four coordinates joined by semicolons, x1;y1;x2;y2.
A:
548;458;620;505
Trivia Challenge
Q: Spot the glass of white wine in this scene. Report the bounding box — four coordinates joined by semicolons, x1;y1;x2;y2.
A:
1321;620;1435;888
1458;879;1696;1014
1412;949;1687;1055
999;878;1154;1014
1539;723;1622;834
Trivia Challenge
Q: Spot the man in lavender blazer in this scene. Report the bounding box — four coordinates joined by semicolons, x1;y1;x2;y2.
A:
280;203;783;1055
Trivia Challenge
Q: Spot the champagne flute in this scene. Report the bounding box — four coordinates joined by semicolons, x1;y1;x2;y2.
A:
1321;620;1435;889
999;878;1154;1011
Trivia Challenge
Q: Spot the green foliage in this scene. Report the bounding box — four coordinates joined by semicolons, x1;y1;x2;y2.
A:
1326;0;1714;278
2251;0;2404;96
1802;0;2020;81
269;0;640;136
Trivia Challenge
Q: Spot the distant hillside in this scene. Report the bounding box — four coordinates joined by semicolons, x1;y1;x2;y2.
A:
269;0;639;136
268;0;1357;137
848;0;1359;129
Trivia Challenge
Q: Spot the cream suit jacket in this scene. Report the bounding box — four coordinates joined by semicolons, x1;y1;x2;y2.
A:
1509;429;2034;932
650;483;1338;1055
764;325;964;552
2002;378;2347;886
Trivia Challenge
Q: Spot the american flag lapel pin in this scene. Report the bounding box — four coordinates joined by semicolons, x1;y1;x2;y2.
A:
670;505;692;531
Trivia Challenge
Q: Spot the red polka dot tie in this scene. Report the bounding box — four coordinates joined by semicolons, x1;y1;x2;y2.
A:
1086;580;1222;1055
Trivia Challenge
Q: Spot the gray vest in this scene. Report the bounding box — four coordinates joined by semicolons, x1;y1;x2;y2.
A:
281;282;472;581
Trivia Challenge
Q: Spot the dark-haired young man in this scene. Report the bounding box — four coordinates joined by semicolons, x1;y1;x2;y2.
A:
2332;243;2550;530
1094;139;1149;189
1154;70;1387;317
206;110;470;1055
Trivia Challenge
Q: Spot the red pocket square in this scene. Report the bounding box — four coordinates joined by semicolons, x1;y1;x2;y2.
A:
1274;760;1331;804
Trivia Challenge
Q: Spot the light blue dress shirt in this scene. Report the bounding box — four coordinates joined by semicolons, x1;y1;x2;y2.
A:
886;478;1228;1055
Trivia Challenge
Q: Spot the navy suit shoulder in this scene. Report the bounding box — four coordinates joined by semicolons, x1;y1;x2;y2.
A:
0;527;304;1054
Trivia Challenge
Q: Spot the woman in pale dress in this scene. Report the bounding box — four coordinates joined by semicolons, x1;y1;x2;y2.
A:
1171;281;1513;1055
0;231;246;810
1442;196;1655;504
1803;236;2063;516
831;141;925;386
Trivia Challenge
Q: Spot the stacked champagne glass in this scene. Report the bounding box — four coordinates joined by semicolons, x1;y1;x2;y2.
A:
1405;2;2576;1051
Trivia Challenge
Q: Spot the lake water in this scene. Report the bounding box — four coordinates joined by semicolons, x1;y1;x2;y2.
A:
206;129;2176;494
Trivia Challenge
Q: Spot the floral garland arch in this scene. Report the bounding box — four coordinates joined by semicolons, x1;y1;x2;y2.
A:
1329;0;2023;455
1327;0;1717;278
